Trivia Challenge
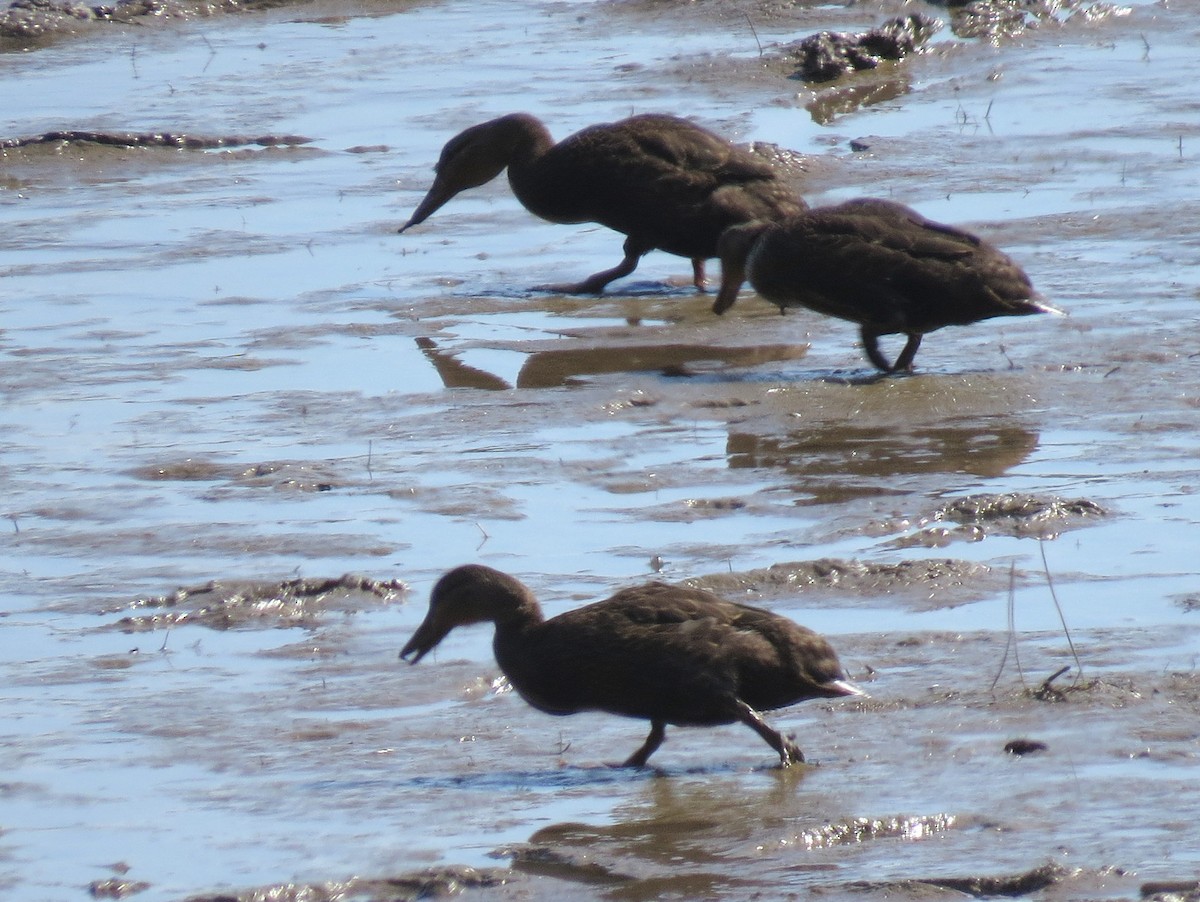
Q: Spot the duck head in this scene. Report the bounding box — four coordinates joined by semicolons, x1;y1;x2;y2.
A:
399;115;542;234
713;221;773;315
399;564;534;663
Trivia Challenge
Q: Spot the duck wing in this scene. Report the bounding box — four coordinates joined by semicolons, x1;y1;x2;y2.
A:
495;584;850;725
751;208;1036;333
515;115;804;259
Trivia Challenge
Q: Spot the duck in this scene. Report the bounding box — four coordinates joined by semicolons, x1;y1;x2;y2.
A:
398;113;808;294
400;564;863;768
713;198;1062;372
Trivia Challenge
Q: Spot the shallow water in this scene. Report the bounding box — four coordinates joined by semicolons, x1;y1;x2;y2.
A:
2;0;1200;899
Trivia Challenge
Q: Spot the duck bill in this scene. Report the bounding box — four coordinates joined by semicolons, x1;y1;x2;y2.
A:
824;679;869;699
712;262;745;316
1032;296;1067;317
399;615;451;664
397;179;458;234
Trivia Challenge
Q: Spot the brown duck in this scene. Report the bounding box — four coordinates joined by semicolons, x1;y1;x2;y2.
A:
400;564;863;767
398;113;807;294
714;198;1062;372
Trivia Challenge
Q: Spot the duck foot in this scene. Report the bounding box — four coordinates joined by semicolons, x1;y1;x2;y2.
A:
781;734;806;767
536;240;646;295
862;328;921;373
735;700;806;767
622;720;666;768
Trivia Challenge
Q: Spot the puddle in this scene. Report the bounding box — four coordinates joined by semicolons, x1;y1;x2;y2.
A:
3;0;1200;899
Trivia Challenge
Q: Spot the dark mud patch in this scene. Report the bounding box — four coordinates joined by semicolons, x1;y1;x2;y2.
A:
850;628;1200;716
684;557;995;607
1003;737;1049;755
2;0;310;48
104;573;407;631
1142;882;1200;902
131;458;239;482
928;0;1133;42
134;457;361;493
848;861;1067;898
10;521;398;566
88;875;151;899
932;492;1105;535
879;492;1107;547
1175;594;1200;614
784;14;942;83
638;495;759;523
182;865;511;902
1;131;312;150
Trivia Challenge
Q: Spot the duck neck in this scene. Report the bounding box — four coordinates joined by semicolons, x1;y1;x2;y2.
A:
491;591;544;637
496;114;556;212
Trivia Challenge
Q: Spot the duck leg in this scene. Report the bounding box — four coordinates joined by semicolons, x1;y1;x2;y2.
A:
623;720;666;767
861;328;895;373
543;236;646;295
691;258;707;292
735;700;804;766
861;327;922;373
891;333;922;372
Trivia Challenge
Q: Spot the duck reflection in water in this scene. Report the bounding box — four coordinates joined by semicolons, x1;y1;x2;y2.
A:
415;335;810;390
399;113;807;294
401;565;864;768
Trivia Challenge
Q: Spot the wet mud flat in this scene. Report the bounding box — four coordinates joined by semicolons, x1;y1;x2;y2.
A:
79;611;1200;902
3;0;1200;899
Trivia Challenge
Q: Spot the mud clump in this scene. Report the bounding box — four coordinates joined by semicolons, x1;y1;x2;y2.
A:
879;492;1105;548
1;130;312;150
1;0;301;46
88;877;151;898
848;861;1068;897
925;861;1067;896
685;557;990;599
1003;738;1049;755
1142;881;1200;902
182;866;511;902
107;574;407;632
925;0;1133;41
784;14;941;82
934;492;1105;537
743;140;810;182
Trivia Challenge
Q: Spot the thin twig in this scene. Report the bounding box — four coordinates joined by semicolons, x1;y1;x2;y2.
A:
744;13;763;57
202;35;217;74
1033;665;1070;701
990;562;1022;691
1040;540;1083;684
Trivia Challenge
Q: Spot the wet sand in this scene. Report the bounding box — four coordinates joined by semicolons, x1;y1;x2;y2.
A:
2;0;1200;899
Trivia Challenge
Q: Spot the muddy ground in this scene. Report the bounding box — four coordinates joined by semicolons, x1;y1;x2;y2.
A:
2;0;1199;899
